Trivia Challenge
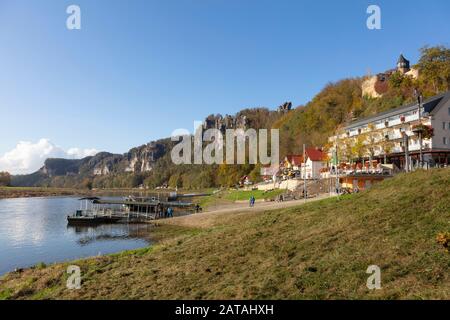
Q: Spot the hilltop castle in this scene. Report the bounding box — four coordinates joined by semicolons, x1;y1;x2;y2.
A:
362;54;419;98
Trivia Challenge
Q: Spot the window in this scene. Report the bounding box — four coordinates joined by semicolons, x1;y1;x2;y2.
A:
444;137;448;145
448;107;450;116
444;122;446;130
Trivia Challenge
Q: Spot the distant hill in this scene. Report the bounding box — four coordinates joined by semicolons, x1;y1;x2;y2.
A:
11;107;288;189
11;142;168;188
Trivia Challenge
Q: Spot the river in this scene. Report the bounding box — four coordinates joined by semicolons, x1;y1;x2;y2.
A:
0;196;151;275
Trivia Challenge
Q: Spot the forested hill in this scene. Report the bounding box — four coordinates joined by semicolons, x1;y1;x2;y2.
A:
11;46;450;189
275;46;450;156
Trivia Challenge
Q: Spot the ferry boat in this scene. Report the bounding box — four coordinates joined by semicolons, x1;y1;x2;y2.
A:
67;195;201;225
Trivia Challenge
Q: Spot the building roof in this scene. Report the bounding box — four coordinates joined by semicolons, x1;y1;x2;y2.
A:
79;197;101;201
306;148;325;161
285;155;303;165
345;91;450;130
285;149;325;164
432;90;450;115
397;54;409;65
93;199;193;207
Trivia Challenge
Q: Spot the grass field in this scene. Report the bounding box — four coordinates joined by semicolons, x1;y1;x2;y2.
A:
197;189;285;209
0;169;449;299
222;189;286;201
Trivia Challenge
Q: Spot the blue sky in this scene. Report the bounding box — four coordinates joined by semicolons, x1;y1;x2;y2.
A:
0;0;449;173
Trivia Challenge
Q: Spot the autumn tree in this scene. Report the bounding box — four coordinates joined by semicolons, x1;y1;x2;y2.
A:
417;46;450;94
340;137;354;163
0;172;11;186
363;124;379;169
380;130;395;164
352;136;366;162
82;178;93;190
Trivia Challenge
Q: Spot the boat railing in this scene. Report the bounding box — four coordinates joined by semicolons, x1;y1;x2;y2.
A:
72;197;197;222
73;208;158;220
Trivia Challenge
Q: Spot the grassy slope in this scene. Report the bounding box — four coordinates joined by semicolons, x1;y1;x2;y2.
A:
1;169;449;300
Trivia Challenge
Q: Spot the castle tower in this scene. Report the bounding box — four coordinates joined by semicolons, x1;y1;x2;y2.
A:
397;54;410;74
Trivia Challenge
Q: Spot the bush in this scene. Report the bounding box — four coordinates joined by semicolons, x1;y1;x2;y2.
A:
436;232;450;252
0;172;11;186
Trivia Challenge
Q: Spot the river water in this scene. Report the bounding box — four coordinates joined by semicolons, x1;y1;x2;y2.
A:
0;196;151;275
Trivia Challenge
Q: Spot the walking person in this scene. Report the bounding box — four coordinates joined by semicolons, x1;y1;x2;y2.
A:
249;195;255;207
157;204;164;219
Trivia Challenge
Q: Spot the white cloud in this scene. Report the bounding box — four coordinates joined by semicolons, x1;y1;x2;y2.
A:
66;147;99;159
0;139;98;175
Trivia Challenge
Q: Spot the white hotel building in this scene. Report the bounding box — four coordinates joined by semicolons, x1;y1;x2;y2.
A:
328;91;450;170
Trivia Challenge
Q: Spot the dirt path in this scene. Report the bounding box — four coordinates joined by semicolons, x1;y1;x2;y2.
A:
158;193;335;228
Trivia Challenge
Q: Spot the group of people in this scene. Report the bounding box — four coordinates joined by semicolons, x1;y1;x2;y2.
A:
156;204;203;219
249;195;256;207
157;205;174;218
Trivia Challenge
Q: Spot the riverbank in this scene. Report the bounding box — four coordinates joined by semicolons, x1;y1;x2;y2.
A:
0;169;449;299
0;186;284;205
0;187;180;200
0;187;92;199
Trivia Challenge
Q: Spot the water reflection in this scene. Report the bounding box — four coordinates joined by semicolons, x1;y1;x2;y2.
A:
0;197;151;275
67;223;153;246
